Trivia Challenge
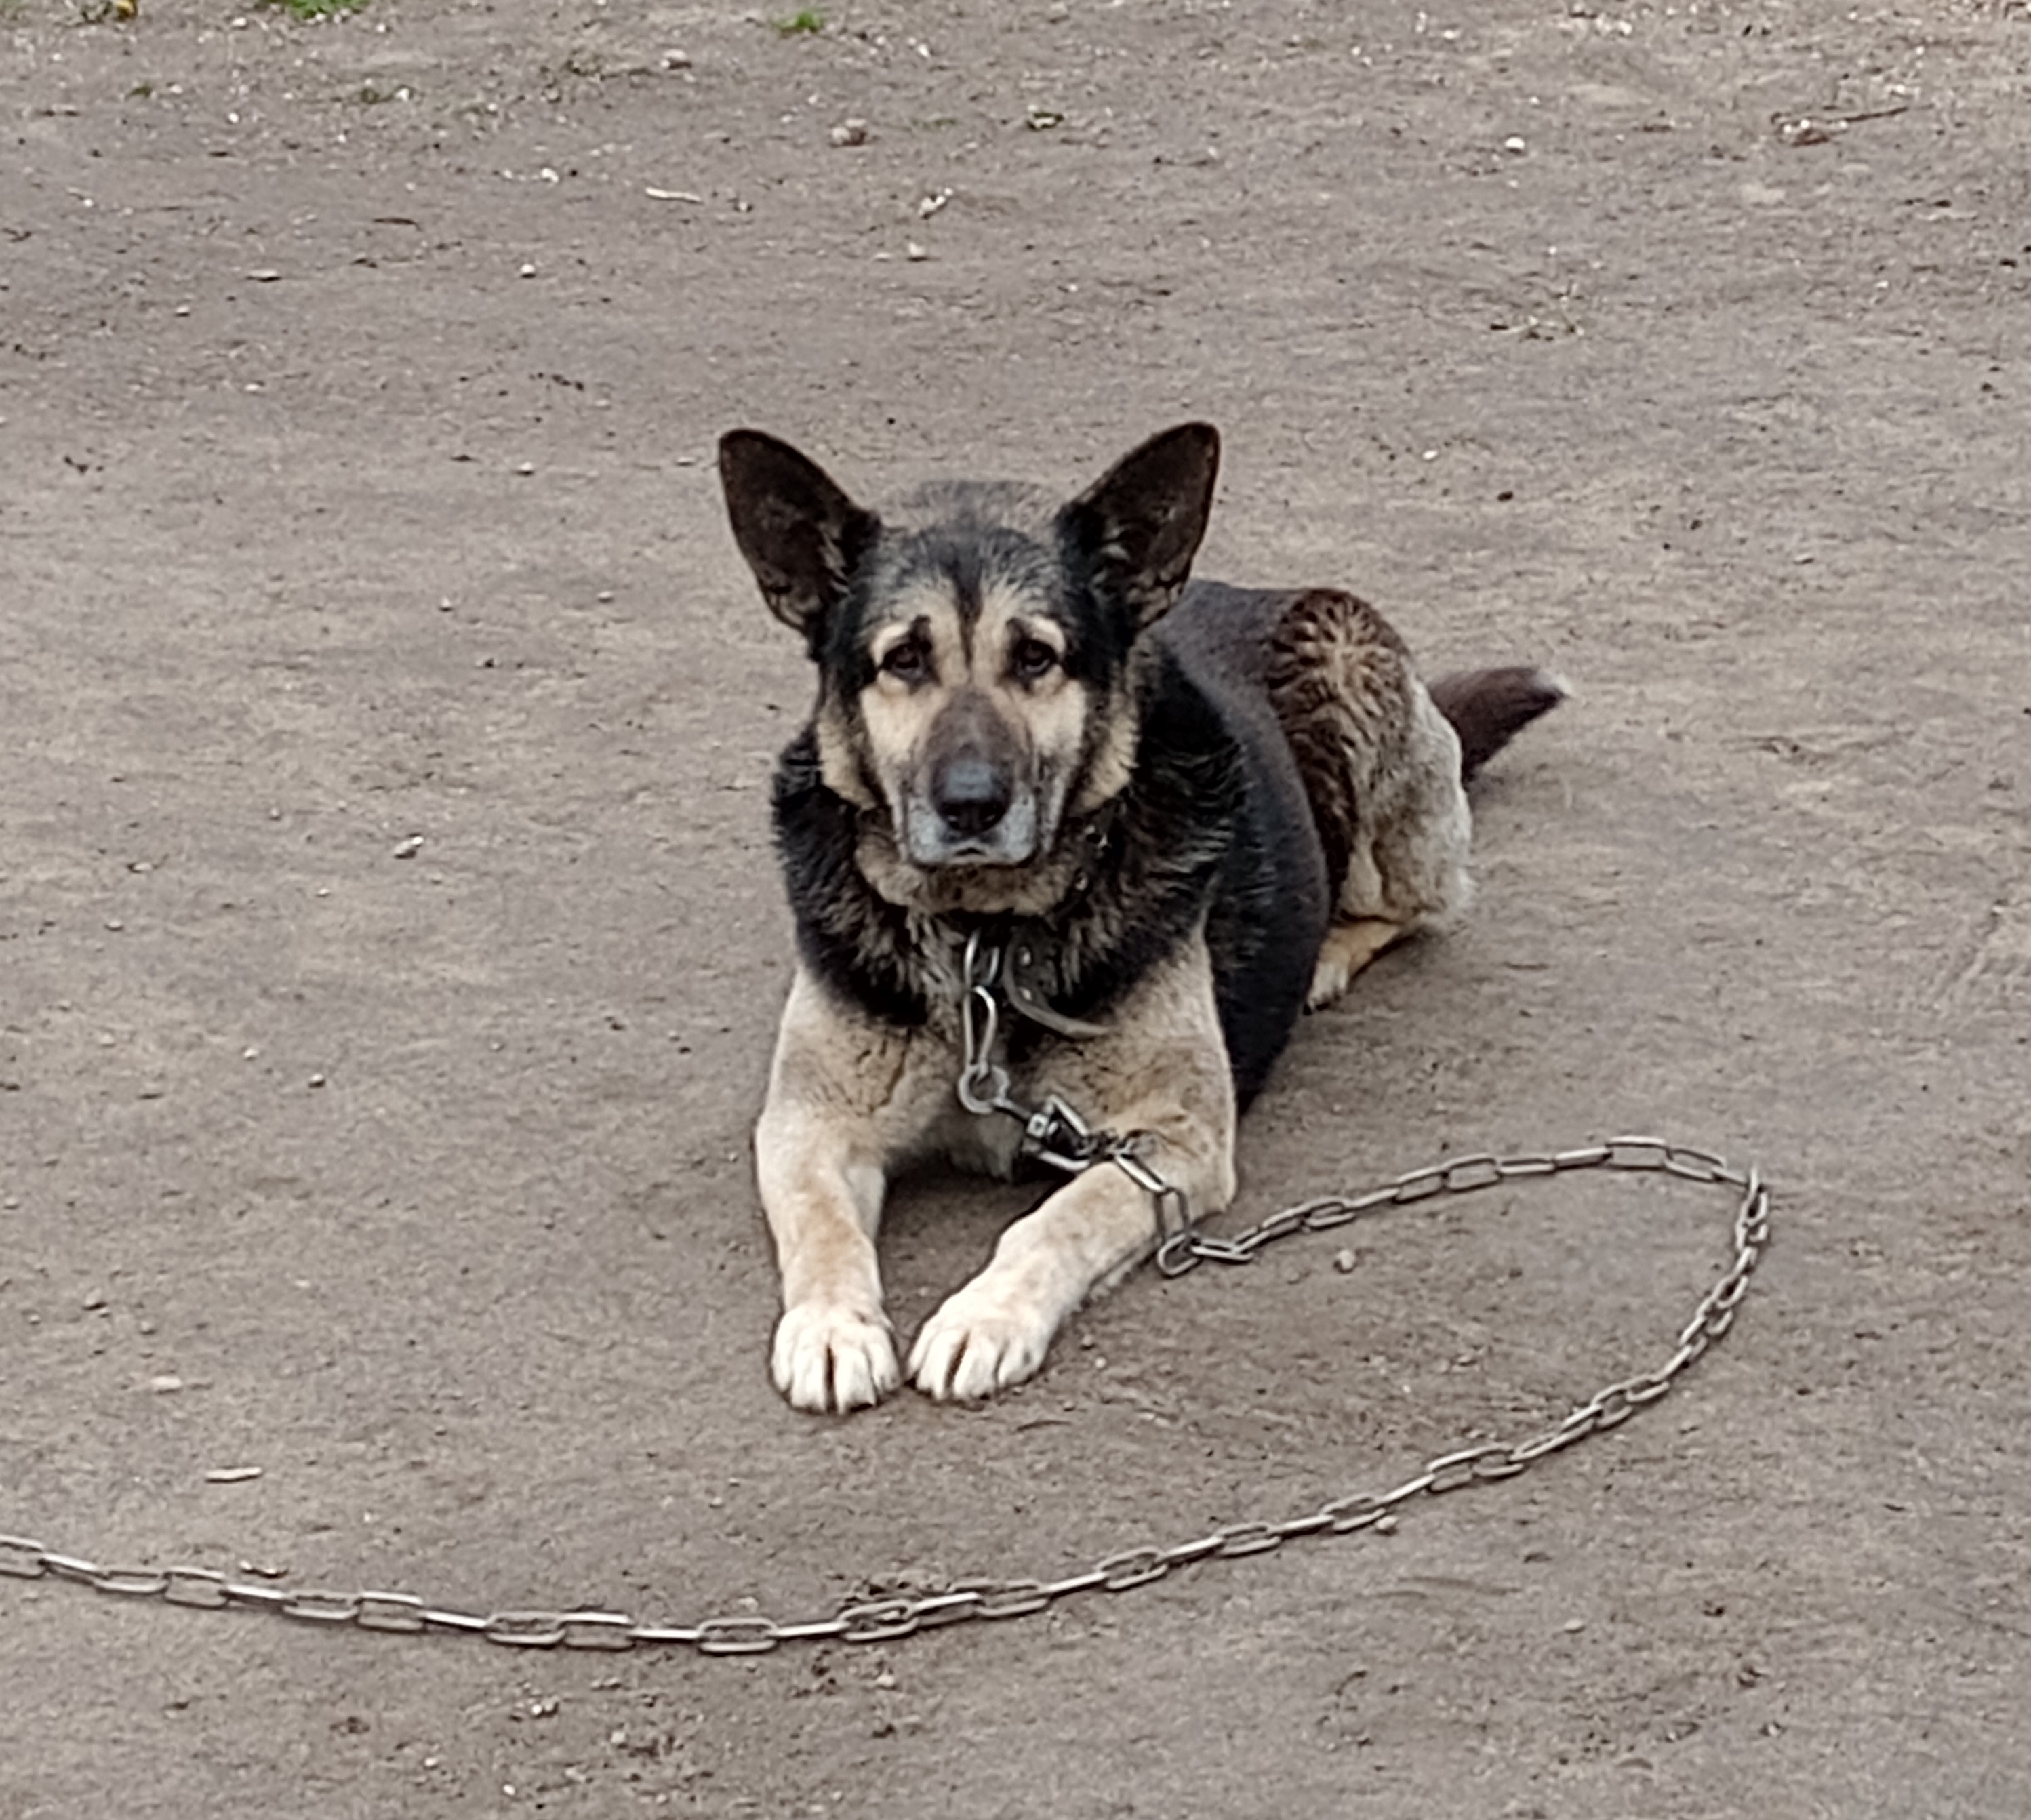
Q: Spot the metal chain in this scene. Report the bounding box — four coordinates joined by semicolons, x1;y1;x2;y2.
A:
1;1134;1769;1653
955;931;1192;1236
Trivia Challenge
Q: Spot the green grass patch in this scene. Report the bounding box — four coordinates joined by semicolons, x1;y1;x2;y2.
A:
771;8;824;34
258;0;369;20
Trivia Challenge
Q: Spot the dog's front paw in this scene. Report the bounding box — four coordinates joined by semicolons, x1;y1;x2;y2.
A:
772;1303;900;1414
907;1279;1057;1402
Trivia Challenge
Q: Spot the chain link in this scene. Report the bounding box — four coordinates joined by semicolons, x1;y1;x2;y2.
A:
3;1134;1769;1653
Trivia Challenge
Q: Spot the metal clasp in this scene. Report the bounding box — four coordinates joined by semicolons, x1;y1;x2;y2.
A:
1022;1095;1098;1174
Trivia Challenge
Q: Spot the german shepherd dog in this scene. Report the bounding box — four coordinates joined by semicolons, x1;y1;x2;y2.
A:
719;424;1561;1413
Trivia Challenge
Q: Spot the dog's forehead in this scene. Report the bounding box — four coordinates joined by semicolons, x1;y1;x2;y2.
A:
858;479;1070;636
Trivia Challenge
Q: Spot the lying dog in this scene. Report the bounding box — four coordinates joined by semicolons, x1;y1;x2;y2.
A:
719;424;1561;1413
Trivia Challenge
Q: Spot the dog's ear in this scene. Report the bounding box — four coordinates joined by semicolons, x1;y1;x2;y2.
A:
1058;422;1220;630
718;430;879;646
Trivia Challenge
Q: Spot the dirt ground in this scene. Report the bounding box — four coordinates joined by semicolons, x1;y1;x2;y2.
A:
3;0;2029;1813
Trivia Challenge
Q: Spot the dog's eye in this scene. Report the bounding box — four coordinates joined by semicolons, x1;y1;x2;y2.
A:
879;641;930;684
1010;637;1059;683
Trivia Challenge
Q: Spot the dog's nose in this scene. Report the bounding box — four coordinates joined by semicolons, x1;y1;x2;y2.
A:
933;755;1013;837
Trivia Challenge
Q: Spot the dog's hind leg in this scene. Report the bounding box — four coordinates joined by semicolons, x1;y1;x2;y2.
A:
1264;594;1565;1009
1262;590;1478;1009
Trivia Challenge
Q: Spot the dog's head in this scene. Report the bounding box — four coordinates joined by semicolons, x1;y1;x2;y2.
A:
719;424;1219;904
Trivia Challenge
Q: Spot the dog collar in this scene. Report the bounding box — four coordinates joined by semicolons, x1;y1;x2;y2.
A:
956;927;1109;1043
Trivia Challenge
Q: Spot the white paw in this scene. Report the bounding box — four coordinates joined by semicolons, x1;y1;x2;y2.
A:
1305;954;1352;1011
772;1303;900;1413
907;1278;1058;1402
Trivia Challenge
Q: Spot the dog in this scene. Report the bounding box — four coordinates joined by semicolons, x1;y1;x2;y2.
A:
718;423;1562;1413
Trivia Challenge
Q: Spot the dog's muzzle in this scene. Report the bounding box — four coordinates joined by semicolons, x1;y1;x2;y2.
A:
902;753;1040;866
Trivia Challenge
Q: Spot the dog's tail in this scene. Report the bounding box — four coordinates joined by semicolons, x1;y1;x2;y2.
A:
1427;666;1567;781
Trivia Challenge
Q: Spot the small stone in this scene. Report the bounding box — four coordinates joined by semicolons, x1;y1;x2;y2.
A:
83;1288;108;1310
829;118;870;147
1373;1514;1399;1534
307;1072;327;1089
1563;1617;1586;1632
204;1465;263;1483
1504;136;1527;153
661;48;691;68
518;262;538;277
149;1374;185;1394
905;240;929;262
1333;1248;1358;1273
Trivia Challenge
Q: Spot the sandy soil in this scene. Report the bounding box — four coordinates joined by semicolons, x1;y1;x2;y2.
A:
3;0;2029;1814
